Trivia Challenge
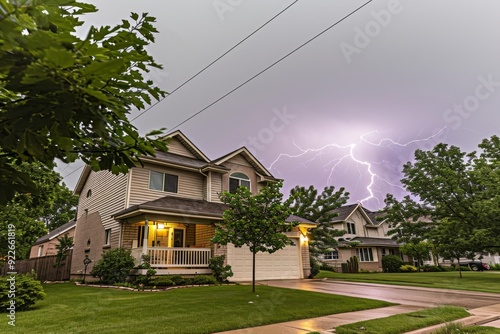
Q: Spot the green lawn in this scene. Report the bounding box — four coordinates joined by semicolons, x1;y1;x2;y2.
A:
316;271;500;294
334;306;470;334
1;283;394;334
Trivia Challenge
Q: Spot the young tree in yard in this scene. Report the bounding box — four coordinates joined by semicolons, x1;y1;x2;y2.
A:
212;181;295;292
53;234;74;280
0;0;167;205
383;136;500;277
400;241;432;270
0;162;77;260
288;185;349;256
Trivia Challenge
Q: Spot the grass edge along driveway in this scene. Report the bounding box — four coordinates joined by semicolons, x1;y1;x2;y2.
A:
316;271;500;294
2;283;394;334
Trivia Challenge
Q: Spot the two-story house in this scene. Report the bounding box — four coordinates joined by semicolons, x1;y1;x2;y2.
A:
70;131;315;281
319;203;404;272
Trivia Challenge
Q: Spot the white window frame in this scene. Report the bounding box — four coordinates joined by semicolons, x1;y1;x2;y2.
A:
323;250;339;260
356;247;374;262
149;171;178;193
37;245;44;257
104;229;111;246
229;172;251;193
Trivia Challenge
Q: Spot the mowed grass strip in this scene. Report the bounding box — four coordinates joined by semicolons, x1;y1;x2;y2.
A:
2;283;394;334
316;271;500;294
335;306;469;334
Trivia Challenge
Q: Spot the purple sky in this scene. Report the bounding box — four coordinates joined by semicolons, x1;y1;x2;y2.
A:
59;0;500;210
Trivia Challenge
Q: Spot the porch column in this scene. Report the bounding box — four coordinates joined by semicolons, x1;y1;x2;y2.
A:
142;219;149;258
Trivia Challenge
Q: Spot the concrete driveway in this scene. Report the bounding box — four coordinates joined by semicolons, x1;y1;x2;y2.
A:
265;279;500;308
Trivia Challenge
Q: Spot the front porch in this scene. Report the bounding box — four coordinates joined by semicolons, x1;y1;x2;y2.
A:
131;246;212;274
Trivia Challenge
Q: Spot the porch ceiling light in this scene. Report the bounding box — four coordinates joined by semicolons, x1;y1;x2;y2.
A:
157;223;165;229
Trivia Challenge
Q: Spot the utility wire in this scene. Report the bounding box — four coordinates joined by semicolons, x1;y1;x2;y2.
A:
131;0;300;122
169;0;373;131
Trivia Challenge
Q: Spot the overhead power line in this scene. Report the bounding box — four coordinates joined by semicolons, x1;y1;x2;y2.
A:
131;0;300;122
168;0;373;131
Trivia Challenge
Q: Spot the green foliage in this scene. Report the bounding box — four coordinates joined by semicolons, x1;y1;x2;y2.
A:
167;275;187;286
399;265;417;272
319;263;336;271
209;255;234;283
212;180;295;292
190;275;218;285
422;265;446;272
383;136;500;276
345;256;359;273
288;185;349;255
0;162;77;259
310;255;321;277
0;271;45;312
151;277;175;287
382;255;404;273
400;242;431;270
91;248;135;284
53;234;74;280
489;263;500;270
134;254;156;285
0;0;168;205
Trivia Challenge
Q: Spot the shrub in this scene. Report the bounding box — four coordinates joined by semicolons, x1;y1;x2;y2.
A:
310;256;321;278
400;265;418;272
152;277;175;287
489;263;500;270
91;248;136;284
209;255;233;283
422;265;445;272
455;265;471;271
382;255;404;273
190;275;218;285
319;263;336;272
0;271;45;312
167;275;186;286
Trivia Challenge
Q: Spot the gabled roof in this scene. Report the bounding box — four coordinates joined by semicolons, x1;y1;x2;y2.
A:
212;147;275;179
162;130;210;162
331;203;384;226
33;220;76;245
338;236;400;247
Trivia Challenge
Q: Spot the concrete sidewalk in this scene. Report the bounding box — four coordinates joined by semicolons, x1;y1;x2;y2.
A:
215;303;500;334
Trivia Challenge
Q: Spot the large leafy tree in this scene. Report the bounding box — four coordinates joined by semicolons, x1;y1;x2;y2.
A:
212;181;295;292
383;136;500;276
0;162;77;259
0;0;168;205
288;185;349;256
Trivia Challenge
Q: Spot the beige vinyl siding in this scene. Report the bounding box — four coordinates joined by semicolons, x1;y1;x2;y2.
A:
210;173;223;203
77;171;128;248
167;137;197;158
129;164;204;205
226;154;252;167
222;159;260;195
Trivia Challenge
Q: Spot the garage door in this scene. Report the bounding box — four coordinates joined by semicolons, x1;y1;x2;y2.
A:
226;240;301;281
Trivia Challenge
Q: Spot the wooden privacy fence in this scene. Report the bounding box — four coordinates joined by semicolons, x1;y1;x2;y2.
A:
1;249;73;281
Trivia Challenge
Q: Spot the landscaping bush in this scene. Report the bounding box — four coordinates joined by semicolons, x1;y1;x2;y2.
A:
319;263;336;272
310;256;321;277
455;265;471;271
91;248;136;284
422;265;445;272
190;275;218;285
0;271;45;312
167;275;187;286
489;263;500;270
382;255;404;273
152;277;175;287
400;265;418;272
209;255;233;283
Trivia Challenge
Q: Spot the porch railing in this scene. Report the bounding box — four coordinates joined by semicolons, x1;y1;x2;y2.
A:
132;247;211;268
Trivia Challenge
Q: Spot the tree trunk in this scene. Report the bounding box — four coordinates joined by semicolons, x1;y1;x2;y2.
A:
252;251;256;293
457;256;462;278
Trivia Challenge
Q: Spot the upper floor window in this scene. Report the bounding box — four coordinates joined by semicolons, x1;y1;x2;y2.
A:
86;189;92;198
346;222;356;234
104;229;111;246
149;171;178;193
229;173;250;193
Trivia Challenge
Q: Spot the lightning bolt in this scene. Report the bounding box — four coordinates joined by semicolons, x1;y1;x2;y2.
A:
268;126;449;207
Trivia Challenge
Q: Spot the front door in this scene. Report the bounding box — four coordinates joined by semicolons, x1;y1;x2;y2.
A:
173;228;184;247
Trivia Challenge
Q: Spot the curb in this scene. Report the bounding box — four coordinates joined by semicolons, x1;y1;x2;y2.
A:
405;314;500;334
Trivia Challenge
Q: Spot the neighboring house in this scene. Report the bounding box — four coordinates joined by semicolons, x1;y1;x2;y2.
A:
70;130;315;281
319;203;405;272
29;220;76;258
